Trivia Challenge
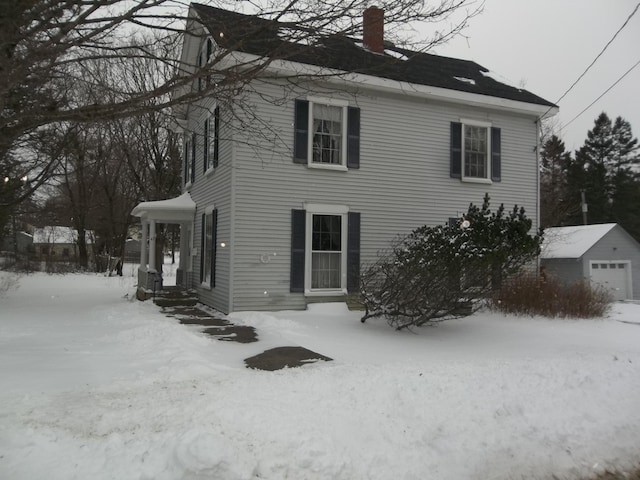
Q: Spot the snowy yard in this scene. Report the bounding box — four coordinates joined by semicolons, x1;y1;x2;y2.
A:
1;271;639;480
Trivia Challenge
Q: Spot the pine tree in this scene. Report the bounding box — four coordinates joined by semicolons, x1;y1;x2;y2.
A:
610;116;640;240
562;112;640;241
540;135;572;227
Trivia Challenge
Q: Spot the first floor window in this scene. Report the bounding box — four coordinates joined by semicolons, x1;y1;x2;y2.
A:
311;214;343;289
201;209;217;286
290;207;360;294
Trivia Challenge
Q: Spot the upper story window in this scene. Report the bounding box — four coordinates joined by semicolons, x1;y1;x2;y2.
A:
293;98;360;170
184;132;195;186
464;124;488;178
312;103;345;166
203;106;220;174
450;120;501;183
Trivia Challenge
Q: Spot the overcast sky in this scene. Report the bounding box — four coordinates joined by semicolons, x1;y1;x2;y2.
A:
433;0;640;152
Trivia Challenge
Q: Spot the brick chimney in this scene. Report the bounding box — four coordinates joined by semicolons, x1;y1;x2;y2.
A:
363;6;384;54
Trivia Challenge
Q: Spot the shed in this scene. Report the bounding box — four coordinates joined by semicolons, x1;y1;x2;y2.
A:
540;223;640;301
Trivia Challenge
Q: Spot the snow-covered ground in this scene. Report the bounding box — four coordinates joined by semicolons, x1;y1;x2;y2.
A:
1;270;639;480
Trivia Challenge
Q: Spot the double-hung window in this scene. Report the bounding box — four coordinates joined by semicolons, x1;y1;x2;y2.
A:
204;107;220;174
310;213;345;290
294;98;360;170
290;205;361;295
463;124;488;178
312;103;345;166
184;134;193;186
200;208;217;287
450;120;501;183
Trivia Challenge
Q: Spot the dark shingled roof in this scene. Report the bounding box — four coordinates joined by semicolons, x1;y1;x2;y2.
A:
191;3;557;108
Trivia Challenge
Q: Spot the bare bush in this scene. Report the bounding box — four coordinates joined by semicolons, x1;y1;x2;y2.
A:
492;273;612;318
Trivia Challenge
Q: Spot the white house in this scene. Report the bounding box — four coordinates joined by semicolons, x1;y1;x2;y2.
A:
132;3;558;312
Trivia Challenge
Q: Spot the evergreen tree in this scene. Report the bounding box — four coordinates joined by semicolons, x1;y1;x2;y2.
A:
610;116;640;240
540;135;572;227
562;112;640;241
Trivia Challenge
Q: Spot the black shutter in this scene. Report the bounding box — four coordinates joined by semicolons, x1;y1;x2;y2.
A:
211;209;218;287
347;212;361;293
206;38;212;60
203;119;209;173
346;106;360;169
290;209;306;292
293;100;309;164
213;106;220;168
184;138;189;183
191;132;196;183
491;127;501;182
450;122;462;178
200;213;205;283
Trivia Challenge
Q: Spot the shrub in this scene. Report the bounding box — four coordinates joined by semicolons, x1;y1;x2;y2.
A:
360;194;542;329
492;272;612;318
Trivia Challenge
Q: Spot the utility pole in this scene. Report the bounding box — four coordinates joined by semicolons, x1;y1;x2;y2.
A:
580;189;588;225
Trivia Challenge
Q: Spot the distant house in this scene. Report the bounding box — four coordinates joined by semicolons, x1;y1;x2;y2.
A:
541;223;640;301
32;226;95;263
1;231;33;255
132;4;557;312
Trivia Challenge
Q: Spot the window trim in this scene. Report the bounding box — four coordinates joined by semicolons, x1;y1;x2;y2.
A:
307;97;349;171
303;204;349;296
460;118;492;184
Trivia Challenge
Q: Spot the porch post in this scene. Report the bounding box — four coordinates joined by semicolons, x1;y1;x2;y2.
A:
140;220;148;270
149;219;157;272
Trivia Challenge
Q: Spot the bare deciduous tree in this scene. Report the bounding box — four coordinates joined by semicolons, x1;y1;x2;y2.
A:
1;0;482;207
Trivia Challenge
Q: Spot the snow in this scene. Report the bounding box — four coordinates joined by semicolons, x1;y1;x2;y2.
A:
131;192;196;219
453;76;476;85
1;271;640;480
542;223;617;259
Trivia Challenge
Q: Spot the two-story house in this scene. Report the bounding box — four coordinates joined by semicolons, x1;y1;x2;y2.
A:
132;3;558;313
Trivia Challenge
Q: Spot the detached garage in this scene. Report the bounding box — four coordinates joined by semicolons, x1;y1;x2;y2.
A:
540;223;640;301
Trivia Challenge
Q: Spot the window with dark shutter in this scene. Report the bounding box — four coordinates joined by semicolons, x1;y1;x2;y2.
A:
203;119;209;173
200;213;205;283
347;212;361;293
211;209;218;287
347;107;360;169
294;100;361;169
450;122;462;178
491;127;501;182
293;100;309;164
191;132;196;184
290;209;306;292
213;106;220;168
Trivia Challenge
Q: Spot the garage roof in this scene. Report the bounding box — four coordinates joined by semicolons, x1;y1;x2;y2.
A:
541;223;617;259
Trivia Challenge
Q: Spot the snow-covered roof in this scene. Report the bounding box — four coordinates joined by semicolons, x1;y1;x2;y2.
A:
540;223;617;259
32;226;94;245
131;192;196;222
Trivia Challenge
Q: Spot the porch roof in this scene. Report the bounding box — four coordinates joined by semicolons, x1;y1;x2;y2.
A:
131;192;196;223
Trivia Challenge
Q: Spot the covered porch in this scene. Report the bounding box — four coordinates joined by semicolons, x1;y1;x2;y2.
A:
131;193;196;299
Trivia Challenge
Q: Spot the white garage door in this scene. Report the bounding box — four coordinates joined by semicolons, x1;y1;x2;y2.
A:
589;261;631;301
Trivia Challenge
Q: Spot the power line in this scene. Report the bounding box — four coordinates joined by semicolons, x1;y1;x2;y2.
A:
538;1;640;120
561;58;640;130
